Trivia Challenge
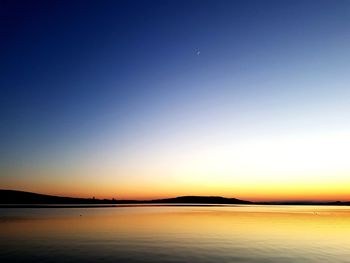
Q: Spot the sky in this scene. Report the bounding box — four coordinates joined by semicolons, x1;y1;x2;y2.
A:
1;0;350;201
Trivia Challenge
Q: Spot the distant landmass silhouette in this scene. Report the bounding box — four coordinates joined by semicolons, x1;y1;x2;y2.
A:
0;189;115;205
0;190;250;205
0;189;349;207
150;196;251;204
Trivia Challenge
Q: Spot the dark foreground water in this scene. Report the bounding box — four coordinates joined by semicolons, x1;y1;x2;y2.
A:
1;205;350;263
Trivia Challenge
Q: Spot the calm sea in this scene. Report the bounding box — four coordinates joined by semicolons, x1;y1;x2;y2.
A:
1;205;350;262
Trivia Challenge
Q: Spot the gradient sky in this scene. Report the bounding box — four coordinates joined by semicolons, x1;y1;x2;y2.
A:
1;0;350;201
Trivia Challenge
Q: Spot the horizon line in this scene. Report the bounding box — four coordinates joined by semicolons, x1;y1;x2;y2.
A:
1;189;349;204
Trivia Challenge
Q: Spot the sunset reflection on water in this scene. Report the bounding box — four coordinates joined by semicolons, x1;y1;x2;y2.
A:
1;205;350;262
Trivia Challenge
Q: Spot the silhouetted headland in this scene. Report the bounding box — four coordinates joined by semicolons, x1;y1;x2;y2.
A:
0;190;349;207
0;190;250;206
150;196;251;204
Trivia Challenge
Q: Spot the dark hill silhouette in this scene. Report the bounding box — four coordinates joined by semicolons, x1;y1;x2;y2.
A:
0;189;117;204
0;190;250;205
1;189;349;206
149;196;252;204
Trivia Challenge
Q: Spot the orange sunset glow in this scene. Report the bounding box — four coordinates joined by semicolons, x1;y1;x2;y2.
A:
2;1;350;263
2;0;350;204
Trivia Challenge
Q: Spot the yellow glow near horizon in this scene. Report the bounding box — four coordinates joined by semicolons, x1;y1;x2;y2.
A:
2;131;350;201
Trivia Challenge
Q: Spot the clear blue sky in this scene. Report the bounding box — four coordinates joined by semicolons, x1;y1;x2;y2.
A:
1;0;350;200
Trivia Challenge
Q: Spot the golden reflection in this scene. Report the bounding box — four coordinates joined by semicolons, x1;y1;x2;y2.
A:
2;206;350;262
2;206;350;243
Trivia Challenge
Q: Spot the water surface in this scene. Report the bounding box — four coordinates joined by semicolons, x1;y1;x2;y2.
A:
1;205;350;262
